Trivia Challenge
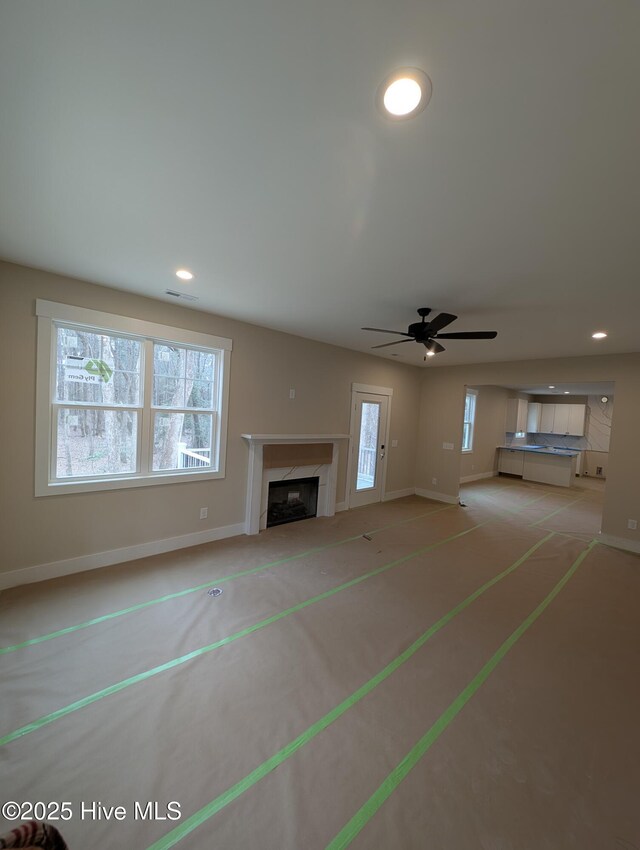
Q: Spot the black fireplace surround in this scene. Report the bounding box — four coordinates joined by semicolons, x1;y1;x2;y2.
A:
267;476;319;528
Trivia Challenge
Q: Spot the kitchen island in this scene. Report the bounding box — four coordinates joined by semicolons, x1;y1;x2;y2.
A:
497;446;578;488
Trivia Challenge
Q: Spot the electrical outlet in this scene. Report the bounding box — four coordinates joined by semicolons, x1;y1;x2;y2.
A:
432;477;437;485
627;519;637;530
200;507;208;520
289;388;296;399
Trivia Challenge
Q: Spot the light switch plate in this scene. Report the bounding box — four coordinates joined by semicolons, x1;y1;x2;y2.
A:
391;439;398;447
442;442;454;450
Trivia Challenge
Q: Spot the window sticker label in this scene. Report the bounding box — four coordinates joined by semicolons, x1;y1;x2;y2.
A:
64;358;113;384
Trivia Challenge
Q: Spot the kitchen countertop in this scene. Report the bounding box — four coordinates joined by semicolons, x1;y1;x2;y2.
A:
497;445;579;458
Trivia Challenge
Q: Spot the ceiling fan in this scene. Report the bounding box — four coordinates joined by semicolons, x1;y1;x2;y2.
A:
362;308;497;361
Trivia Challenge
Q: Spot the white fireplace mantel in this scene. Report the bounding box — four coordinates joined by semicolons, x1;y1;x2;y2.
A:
241;434;350;534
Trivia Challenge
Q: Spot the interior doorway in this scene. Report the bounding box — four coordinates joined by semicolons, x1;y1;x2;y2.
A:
458;381;614;534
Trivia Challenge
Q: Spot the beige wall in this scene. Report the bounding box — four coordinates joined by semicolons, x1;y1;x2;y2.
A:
416;356;640;545
0;262;422;573
459;386;509;480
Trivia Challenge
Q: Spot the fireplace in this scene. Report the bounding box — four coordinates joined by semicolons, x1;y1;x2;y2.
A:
241;434;349;534
267;477;319;528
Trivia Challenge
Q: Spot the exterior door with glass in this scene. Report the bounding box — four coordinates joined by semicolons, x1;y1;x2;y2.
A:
349;392;389;508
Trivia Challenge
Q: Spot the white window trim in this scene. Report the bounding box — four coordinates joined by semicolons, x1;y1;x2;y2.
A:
461;388;478;454
35;300;232;496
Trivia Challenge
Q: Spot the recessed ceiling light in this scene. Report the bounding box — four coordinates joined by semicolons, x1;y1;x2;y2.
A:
377;68;432;120
591;331;607;339
548;385;555;389
176;269;194;281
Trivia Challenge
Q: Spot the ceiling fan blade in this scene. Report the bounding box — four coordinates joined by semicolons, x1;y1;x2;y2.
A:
424;340;446;354
361;327;413;337
426;312;457;333
435;331;498;339
371;338;415;349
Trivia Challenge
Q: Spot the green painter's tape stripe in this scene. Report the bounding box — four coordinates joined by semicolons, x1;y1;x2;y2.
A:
474;488;585;518
324;539;599;850
531;495;586;526
0;493;551;746
0;504;456;655
0;514;498;748
144;531;557;850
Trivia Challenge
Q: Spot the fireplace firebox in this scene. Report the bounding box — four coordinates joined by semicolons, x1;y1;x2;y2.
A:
267;477;319;528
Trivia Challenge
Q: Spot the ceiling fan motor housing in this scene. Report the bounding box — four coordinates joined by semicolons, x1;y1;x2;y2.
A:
408;322;431;340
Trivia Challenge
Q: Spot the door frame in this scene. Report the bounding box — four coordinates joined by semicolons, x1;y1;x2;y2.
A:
345;382;393;510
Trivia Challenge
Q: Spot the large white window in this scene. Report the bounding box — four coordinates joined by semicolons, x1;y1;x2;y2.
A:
462;389;477;453
36;301;231;495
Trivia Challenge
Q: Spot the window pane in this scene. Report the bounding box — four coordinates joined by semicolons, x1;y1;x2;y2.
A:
153;375;186;408
154;344;185;379
56;327;141;406
153;413;213;471
56;408;137;478
153;344;217;410
187;380;213;409
463;422;471;449
356;402;380;491
186;348;215;382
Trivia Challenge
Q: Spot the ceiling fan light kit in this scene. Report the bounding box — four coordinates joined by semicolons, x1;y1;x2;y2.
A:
362;307;497;362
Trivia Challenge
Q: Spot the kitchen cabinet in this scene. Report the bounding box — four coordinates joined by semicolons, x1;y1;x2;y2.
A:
498;447;577;487
522;452;577;487
498;448;525;475
567;404;586;436
540;404;555;434
505;398;528;433
537;402;586;436
552;405;570;435
527;403;542;433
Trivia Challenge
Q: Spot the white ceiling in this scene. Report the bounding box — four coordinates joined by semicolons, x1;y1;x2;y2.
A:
1;1;639;367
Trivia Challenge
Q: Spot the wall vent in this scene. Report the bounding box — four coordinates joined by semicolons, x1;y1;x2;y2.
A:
165;289;199;302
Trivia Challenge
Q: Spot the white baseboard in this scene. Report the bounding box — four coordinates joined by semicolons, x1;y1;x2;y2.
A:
0;522;246;592
415;488;459;505
383;487;416;502
335;501;348;513
597;532;640;555
459;471;498;484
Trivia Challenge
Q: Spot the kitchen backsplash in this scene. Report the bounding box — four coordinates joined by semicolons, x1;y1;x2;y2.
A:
586;395;613;451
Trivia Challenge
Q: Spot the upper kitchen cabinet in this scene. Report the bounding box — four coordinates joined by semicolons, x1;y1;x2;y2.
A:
506;398;528;432
540;404;556;433
527;402;542;433
553;404;570;434
537;402;586;436
567;403;586;436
